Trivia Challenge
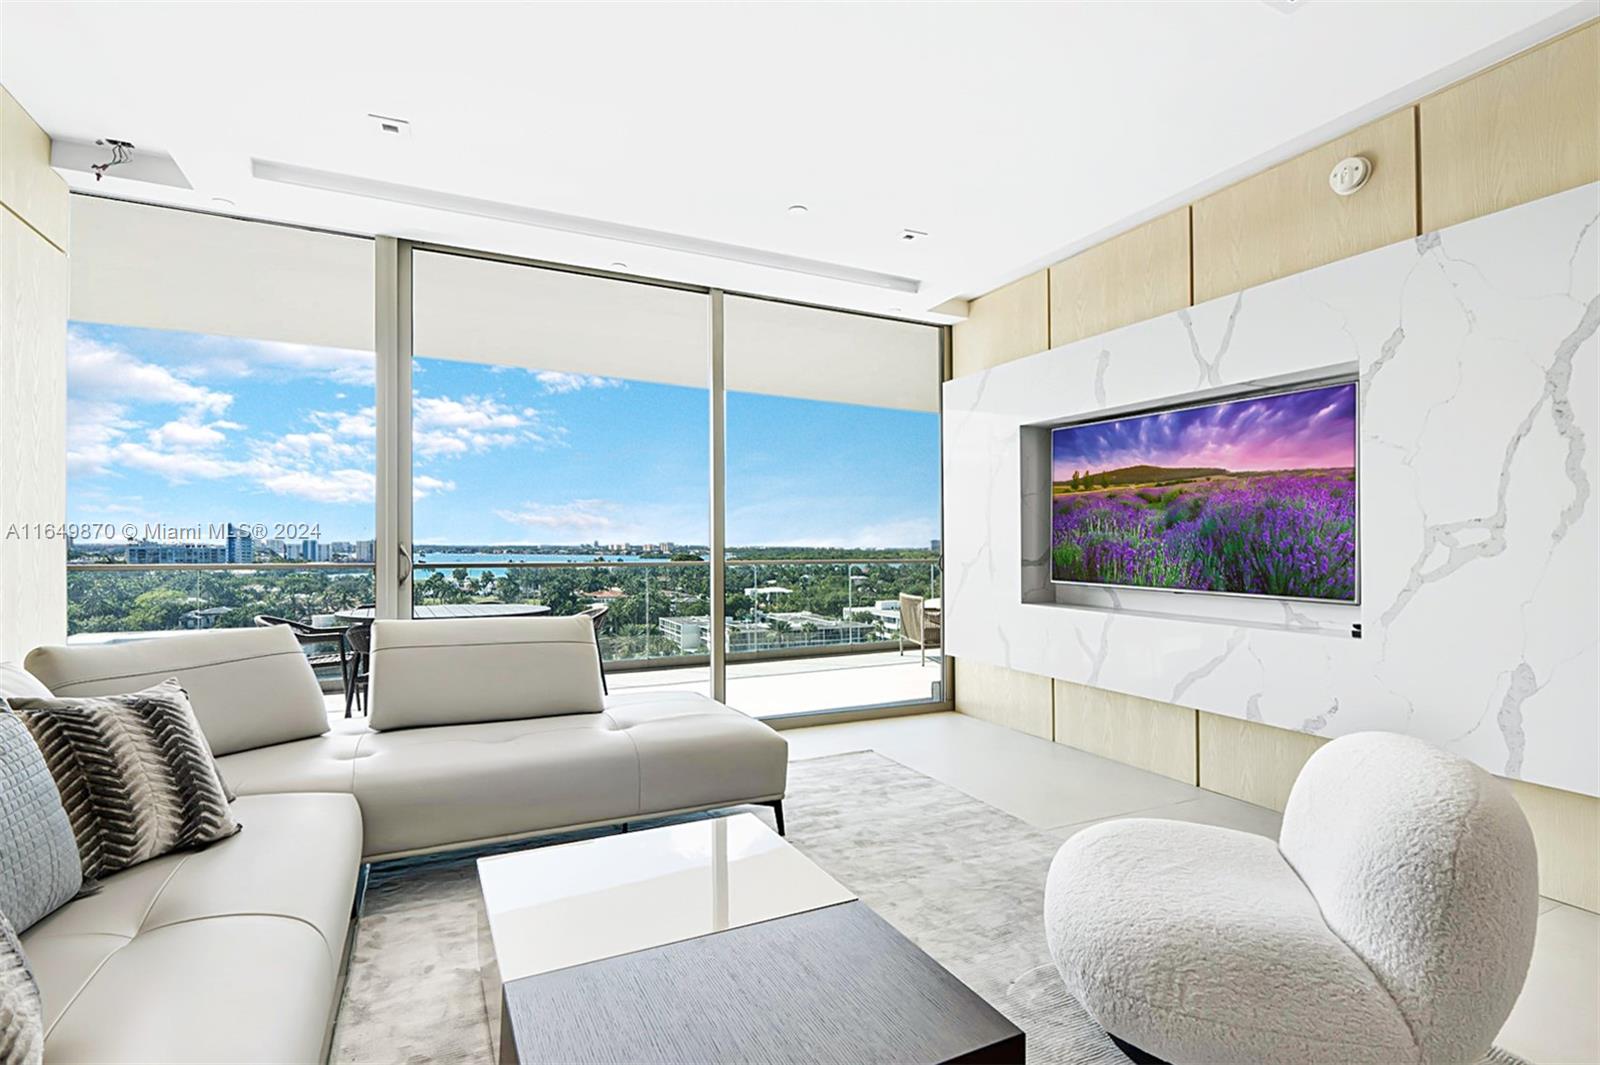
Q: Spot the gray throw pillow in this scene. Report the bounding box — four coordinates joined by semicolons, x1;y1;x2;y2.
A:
0;911;42;1065
0;714;82;931
7;679;242;881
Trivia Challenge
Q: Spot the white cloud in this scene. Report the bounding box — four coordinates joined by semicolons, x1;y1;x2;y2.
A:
412;475;456;500
495;499;619;534
256;468;375;504
68;332;233;415
533;371;623;394
413;394;558;457
146;418;235;451
191;337;376;387
489;499;706;545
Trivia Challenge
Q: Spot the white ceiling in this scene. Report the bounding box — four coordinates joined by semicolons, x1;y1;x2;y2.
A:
2;1;1592;322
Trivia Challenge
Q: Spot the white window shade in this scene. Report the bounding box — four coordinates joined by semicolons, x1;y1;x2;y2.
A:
414;252;940;411
69;197;374;351
412;250;709;387
724;295;940;413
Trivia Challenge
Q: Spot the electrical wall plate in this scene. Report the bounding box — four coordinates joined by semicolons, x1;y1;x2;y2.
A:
1329;155;1373;197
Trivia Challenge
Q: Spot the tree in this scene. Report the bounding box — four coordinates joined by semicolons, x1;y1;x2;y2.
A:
1070;469;1081;491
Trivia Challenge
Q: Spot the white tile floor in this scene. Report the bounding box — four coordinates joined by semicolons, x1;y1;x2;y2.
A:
783;711;1600;1065
608;648;944;718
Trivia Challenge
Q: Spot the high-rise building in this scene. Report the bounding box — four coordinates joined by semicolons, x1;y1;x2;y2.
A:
225;524;254;563
301;538;321;562
127;542;228;564
354;539;376;563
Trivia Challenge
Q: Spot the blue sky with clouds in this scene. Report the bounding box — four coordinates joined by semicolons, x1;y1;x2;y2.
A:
66;322;941;548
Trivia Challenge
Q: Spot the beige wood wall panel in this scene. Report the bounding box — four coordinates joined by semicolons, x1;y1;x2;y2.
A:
951;270;1048;377
1192;109;1417;303
1421;23;1600;234
0;209;69;660
1054;681;1196;784
1049;208;1191;347
952;657;1053;741
1197;713;1329;812
1509;779;1599;913
0;86;68;252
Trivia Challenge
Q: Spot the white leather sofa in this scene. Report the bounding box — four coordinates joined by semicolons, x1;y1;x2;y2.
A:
15;616;788;1063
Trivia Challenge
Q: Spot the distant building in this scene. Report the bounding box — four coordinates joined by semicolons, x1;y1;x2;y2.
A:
127;542;228;564
225;524;254;563
930;538;941;553
301;538;323;562
179;606;231;630
658;611;874;655
354;540;376;563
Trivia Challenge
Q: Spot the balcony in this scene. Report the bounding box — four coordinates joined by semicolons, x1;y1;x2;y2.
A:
66;557;945;721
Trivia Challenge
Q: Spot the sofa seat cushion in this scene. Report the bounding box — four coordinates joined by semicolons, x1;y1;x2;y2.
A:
214;726;366;797
350;693;787;860
351;715;642;859
1044;818;1418;1065
604;692;787;813
20;793;362;1064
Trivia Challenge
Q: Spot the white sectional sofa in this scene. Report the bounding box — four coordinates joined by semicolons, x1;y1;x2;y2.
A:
13;616;788;1063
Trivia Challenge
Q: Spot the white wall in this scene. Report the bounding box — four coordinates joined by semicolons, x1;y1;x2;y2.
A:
0;86;69;659
944;182;1599;798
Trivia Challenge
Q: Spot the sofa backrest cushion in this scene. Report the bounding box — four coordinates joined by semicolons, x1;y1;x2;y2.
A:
0;662;52;700
1278;731;1539;1065
24;627;329;757
367;616;604;731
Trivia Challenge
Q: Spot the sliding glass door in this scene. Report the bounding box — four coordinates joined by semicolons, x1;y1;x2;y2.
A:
721;297;945;718
409;250;712;696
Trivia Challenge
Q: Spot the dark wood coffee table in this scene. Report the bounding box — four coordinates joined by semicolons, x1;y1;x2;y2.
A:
478;814;1024;1064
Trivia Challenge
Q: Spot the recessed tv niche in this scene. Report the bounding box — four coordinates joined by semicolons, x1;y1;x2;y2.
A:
1049;381;1358;603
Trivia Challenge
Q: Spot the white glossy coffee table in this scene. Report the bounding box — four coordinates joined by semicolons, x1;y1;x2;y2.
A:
476;813;1024;1064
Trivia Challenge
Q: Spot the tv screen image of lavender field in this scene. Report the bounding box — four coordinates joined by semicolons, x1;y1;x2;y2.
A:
1050;382;1357;602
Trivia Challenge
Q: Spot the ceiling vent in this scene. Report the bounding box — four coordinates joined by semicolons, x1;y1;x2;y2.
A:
368;114;412;138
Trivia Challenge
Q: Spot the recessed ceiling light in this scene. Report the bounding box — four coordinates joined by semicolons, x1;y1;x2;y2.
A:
610;262;628;270
889;306;903;313
211;197;236;208
787;204;809;216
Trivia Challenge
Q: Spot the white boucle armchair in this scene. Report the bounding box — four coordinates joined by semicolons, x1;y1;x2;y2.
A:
1044;731;1539;1065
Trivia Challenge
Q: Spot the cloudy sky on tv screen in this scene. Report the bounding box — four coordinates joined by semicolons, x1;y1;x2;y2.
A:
1049;382;1357;602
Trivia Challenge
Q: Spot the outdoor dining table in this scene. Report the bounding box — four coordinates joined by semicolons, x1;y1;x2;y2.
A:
333;603;552;622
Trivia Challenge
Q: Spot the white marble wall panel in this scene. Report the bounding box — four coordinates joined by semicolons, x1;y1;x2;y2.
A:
944;183;1599;796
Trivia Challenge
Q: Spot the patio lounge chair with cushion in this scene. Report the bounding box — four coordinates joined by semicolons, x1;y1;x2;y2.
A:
897;593;940;665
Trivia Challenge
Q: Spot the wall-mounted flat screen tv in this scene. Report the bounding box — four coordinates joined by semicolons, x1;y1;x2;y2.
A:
1049;381;1358;603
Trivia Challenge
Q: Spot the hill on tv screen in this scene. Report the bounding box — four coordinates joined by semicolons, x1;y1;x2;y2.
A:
1049;381;1357;603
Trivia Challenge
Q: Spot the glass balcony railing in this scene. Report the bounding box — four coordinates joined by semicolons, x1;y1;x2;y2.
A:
65;557;943;681
411;557;942;668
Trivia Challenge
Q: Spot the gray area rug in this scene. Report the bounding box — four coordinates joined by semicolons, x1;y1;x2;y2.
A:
331;750;1526;1064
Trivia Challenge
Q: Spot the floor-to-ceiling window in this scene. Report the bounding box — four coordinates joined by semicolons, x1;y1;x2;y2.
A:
410;250;712;696
64;199;946;722
63;200;375;683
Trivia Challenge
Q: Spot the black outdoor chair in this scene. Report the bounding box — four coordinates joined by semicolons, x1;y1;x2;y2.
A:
342;621;373;717
253;614;355;717
576;603;610;694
